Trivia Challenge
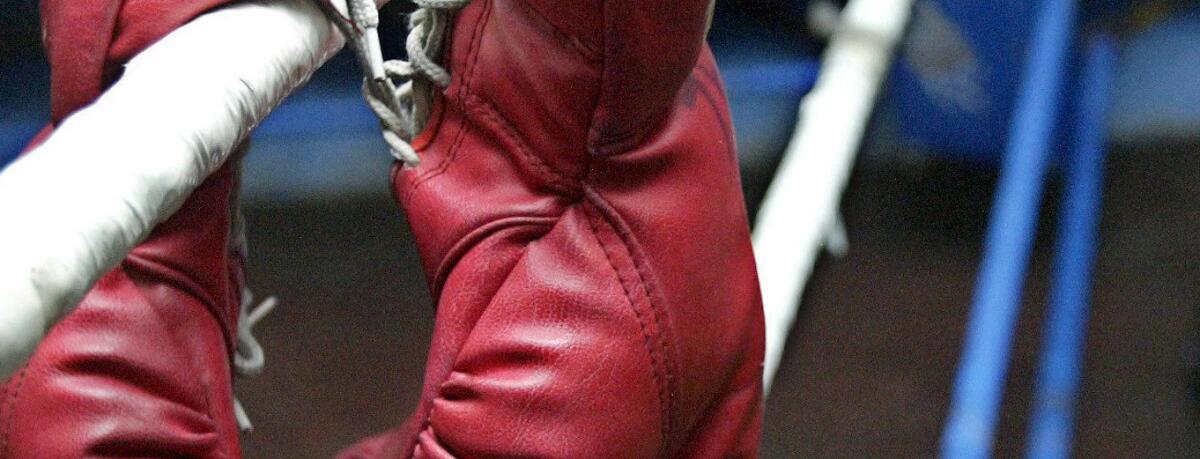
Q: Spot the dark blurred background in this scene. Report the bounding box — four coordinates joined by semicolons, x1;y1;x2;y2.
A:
2;0;1199;457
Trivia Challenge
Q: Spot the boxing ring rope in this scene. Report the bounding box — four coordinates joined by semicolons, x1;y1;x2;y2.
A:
2;0;920;401
0;0;347;380
754;0;915;392
938;0;1078;456
1024;35;1114;459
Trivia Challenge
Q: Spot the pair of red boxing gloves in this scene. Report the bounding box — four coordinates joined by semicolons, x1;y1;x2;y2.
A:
0;0;764;457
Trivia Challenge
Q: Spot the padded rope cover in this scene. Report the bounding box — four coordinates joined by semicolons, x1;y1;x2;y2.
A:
0;0;343;380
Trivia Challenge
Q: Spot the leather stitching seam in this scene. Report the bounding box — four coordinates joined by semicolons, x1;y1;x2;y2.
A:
0;367;28;457
177;317;223;459
431;216;560;300
464;94;581;194
510;0;601;62
582;200;673;455
580;0;654;158
129;266;227;458
415;220;554;450
457;0;493;109
123;255;237;360
693;56;722;91
691;70;737;160
584;0;609;156
407;109;470;196
410;0;492;189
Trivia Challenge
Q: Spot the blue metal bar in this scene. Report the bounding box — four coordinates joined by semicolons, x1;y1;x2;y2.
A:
939;0;1078;457
1025;35;1116;459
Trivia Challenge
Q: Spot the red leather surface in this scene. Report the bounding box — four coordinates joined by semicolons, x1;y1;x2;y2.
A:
342;0;765;457
1;1;245;457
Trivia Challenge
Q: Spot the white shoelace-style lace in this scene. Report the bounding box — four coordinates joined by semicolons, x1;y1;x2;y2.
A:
323;0;472;166
227;0;470;434
234;289;278;378
232;288;277;432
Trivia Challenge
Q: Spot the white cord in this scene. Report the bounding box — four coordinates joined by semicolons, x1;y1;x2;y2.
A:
322;0;471;166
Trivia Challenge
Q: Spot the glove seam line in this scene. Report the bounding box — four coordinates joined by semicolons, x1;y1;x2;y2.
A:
584;0;610;156
431;216;561;299
509;0;602;62
407;101;471;196
690;59;738;161
416;220;555;454
456;0;493;107
582;196;675;455
123;254;237;360
123;264;229;455
405;0;493;190
0;367;29;457
463;93;582;193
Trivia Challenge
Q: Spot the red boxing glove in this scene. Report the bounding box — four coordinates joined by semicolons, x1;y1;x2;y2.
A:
342;0;765;457
0;1;247;457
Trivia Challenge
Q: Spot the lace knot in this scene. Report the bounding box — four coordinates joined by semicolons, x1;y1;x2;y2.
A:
325;0;472;166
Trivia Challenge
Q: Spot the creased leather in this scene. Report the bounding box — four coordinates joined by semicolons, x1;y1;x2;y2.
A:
0;1;245;457
340;1;765;457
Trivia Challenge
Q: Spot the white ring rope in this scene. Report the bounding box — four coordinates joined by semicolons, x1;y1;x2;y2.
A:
0;0;347;380
755;0;915;393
